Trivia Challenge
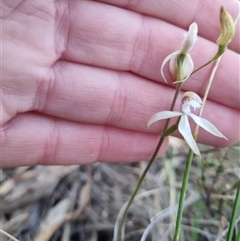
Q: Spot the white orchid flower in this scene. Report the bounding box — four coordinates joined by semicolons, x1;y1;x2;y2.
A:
161;22;198;83
147;92;228;156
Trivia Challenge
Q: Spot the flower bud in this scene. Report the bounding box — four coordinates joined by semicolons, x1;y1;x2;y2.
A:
216;6;235;47
181;22;198;55
169;54;194;83
160;23;198;83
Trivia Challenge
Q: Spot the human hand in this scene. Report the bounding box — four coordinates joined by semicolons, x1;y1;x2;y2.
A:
1;0;239;167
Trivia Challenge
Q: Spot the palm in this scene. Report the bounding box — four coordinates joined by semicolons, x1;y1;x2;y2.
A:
2;1;62;124
1;0;239;167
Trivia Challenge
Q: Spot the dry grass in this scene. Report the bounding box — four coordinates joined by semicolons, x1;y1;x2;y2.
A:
0;137;239;241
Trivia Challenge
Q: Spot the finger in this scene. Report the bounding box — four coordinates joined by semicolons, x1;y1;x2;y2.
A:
0;112;168;167
35;61;240;146
48;56;239;113
62;1;239;100
93;0;240;51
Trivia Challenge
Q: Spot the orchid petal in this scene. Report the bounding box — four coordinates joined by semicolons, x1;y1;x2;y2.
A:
178;114;201;156
173;54;194;84
161;51;180;82
188;113;228;140
147;111;182;128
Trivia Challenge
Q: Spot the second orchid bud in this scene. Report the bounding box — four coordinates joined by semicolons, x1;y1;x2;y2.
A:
217;6;235;48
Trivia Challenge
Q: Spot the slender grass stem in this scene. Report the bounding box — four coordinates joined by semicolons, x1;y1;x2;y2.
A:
173;57;222;241
193;57;222;137
0;229;19;241
225;14;240;241
226;180;240;241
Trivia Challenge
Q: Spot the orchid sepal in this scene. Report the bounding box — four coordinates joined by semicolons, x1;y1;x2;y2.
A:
188;113;228;140
147;111;182;128
161;51;180;83
178;114;201;156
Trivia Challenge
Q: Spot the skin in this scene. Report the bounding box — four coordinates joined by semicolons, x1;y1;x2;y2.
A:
1;0;239;167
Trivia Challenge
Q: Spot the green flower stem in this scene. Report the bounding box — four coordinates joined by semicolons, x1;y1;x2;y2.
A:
115;83;183;241
237;229;240;241
191;46;225;76
115;136;165;241
173;56;223;241
173;149;194;241
226;180;240;241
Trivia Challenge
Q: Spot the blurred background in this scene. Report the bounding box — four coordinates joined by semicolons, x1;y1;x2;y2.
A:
1;137;239;241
